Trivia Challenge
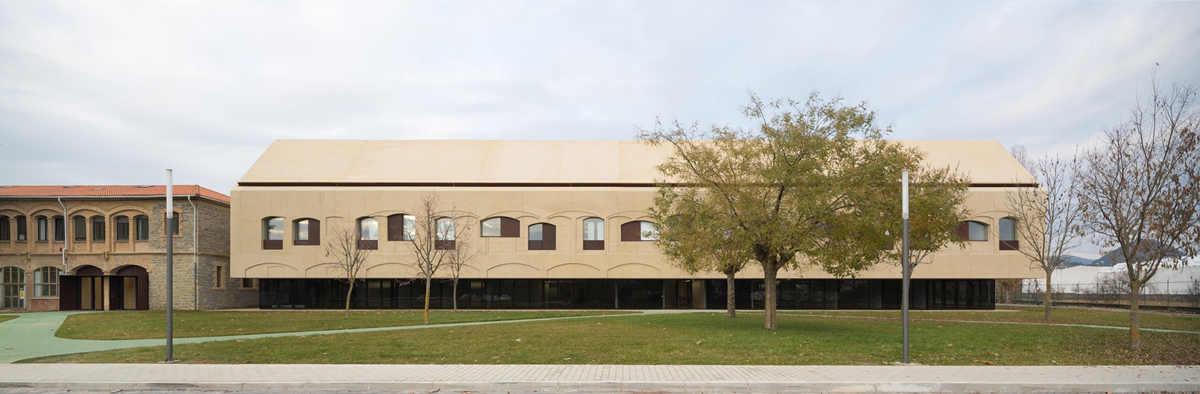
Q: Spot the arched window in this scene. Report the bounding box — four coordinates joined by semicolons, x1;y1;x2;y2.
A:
582;217;605;250
387;214;415;241
34;266;61;297
114;216;129;241
955;220;989;242
134;215;149;240
481;217;519;238
528;223;556;250
36;216;48;241
73;215;87;241
91;216;105;241
0;216;8;241
1;266;25;309
435;218;456;250
262;217;284;250
999;217;1018;250
293;218;320;246
621;220;658;241
357;217;378;250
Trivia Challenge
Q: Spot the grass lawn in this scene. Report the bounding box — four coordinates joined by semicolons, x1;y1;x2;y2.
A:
0;315;16;324
784;306;1200;332
29;311;1200;365
57;310;625;340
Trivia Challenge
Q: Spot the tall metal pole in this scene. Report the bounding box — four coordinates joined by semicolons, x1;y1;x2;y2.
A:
901;169;911;364
165;169;175;362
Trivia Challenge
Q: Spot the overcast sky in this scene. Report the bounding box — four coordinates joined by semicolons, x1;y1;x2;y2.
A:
2;1;1199;256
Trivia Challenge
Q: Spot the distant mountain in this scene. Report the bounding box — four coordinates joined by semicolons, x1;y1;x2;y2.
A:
1057;254;1104;268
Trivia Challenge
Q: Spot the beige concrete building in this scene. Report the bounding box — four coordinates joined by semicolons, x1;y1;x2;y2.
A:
231;140;1039;310
0;186;256;311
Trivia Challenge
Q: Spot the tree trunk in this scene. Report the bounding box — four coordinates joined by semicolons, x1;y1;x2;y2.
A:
1129;280;1141;351
344;280;354;318
1044;272;1053;322
423;278;432;325
452;278;459;312
726;271;737;318
762;262;778;329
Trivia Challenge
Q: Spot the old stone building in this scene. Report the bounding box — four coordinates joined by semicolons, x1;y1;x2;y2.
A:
0;185;256;311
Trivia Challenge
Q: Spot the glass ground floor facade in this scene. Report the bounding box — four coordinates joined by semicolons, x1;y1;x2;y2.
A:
259;278;996;310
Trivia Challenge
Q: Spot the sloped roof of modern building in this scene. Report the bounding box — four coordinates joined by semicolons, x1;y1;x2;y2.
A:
237;139;1036;186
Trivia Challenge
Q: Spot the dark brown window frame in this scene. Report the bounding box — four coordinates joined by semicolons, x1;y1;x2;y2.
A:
91;216;105;242
293;218;320;246
481;217;520;238
73;215;87;241
528;223;556;251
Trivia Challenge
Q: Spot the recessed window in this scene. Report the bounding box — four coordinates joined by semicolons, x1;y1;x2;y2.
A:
1;267;25;309
214;264;225;289
240;278;256;289
482;217;519;238
53;216;65;242
357;217;378;250
91;216;105;241
165;212;181;236
115;216;129;241
999;217;1018;250
528;223;556;251
34;266;61;297
293;218;320;246
387;214;415;241
621;220;659;241
0;216;8;241
15;216;27;242
956;221;989;242
262;217;283;250
73;215;87;241
36;216;48;241
134;215;149;240
436;218;456;250
582;217;604;250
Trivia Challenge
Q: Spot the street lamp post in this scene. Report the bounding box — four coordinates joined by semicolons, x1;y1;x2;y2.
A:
901;169;911;364
165;169;175;362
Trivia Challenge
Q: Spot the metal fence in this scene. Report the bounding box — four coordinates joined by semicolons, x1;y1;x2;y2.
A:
1003;279;1200;308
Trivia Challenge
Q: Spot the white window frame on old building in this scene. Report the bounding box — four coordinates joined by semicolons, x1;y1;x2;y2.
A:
36;216;48;241
33;266;60;297
1;266;25;309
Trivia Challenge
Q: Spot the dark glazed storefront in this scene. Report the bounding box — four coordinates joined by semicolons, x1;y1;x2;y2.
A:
259;278;995;310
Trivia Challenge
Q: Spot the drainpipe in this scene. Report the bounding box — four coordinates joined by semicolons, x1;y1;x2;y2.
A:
189;195;198;311
57;198;67;270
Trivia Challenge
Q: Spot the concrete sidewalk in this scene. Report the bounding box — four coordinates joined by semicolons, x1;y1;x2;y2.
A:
0;364;1197;393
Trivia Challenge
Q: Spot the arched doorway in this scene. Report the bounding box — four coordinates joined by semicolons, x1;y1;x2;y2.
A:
110;265;149;310
60;265;104;311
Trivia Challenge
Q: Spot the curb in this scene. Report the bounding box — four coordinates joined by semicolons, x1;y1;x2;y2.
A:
1;380;1195;393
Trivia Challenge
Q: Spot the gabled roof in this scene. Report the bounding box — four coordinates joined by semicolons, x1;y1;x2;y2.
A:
237;139;1036;186
0;185;230;204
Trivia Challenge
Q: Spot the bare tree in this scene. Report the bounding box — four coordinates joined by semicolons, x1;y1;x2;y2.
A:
996;279;1021;304
1005;153;1084;322
1077;77;1200;350
444;216;479;311
325;223;372;318
407;195;457;324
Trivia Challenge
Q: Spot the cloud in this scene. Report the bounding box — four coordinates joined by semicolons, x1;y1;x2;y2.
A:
1;0;1198;234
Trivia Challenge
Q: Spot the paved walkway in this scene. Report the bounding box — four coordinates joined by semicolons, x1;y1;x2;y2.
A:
0;364;1196;392
0;311;632;364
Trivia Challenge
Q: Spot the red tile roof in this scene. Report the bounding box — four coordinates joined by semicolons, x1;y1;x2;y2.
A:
0;185;230;204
